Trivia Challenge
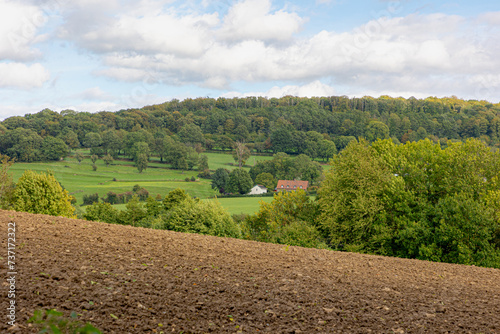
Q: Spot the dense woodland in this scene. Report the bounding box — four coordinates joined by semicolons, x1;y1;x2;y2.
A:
1;95;500;165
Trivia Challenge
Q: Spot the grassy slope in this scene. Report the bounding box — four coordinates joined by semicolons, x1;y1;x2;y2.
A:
9;152;278;214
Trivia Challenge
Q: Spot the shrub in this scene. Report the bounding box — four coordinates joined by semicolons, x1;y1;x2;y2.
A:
198;169;211;179
164;196;241;238
136;188;149;201
83;193;100;205
185;177;190;182
83;202;119;224
0;154;15;209
241;190;324;248
103;191;118;204
190;176;196;182
119;195;147;226
13;170;75;218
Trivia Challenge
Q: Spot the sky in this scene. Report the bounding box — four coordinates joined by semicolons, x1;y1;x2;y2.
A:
1;0;500;120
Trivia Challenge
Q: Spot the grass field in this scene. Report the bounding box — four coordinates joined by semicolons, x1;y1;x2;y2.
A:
9;156;215;204
203;152;274;171
9;150;320;215
8;151;277;206
204;196;275;215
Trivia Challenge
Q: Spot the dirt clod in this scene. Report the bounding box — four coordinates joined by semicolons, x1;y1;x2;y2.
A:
1;210;500;333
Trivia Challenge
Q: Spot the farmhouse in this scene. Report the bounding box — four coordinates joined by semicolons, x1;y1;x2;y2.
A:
248;185;268;195
276;180;309;192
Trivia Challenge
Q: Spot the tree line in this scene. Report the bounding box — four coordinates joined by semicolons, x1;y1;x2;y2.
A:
1;95;499;165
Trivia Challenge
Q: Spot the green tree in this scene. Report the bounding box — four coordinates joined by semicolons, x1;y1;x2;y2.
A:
1;128;42;162
13;170;75;218
198;154;209;171
227;168;253;194
130;142;150;162
211;168;230;194
242;190;325;248
255;172;277;191
103;154;113;166
318;140;337;161
101;130;122;156
178;123;205;145
319;138;500;267
0;154;15;209
75;152;84;164
61;130;80;150
136;153;148;173
365;121;390;142
83;132;103;156
233;141;251;168
186;147;199;170
83;202;120;224
162;190;241;238
119;195;147;226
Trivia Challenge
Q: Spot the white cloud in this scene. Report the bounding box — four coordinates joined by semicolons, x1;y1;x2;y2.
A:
217;0;304;43
74;87;114;101
224;80;336;98
0;1;47;61
0;62;50;89
58;1;219;57
51;2;500;102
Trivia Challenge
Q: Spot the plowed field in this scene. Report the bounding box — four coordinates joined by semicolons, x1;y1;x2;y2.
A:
1;210;499;333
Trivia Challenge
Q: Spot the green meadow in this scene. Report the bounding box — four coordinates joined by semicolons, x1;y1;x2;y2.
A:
9;151;277;214
8;151;325;215
204;196;275;215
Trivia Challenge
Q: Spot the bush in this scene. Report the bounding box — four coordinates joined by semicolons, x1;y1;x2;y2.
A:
191;176;196;182
103;191;118;204
136;188;149;201
164;197;241;238
198;169;211;179
83;202;119;224
83;193;100;205
241;190;325;248
185;177;190;182
0;154;15;209
13;170;75;218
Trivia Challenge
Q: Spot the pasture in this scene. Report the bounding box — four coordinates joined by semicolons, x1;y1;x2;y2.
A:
8;151;276;213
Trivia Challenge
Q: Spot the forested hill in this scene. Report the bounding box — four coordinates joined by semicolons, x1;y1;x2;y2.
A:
1;95;500;162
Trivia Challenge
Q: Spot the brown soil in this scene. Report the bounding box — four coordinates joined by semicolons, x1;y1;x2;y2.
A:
1;210;500;333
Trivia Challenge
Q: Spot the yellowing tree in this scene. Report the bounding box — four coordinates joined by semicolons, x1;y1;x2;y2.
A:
13;170;75;218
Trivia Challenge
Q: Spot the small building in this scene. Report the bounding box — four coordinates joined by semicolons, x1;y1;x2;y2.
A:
248;185;268;195
276;180;309;192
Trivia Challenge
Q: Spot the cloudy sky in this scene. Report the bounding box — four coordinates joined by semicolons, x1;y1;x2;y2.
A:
1;0;499;119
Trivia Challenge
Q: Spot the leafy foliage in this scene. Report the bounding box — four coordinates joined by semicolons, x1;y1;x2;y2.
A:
319;138;500;267
83;202;119;224
13;170;75;218
211;168;230;194
227;168;253;194
242;190;326;248
249;152;322;185
28;308;101;334
0;154;15;209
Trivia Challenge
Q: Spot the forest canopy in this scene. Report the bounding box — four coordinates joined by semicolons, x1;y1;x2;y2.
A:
1;95;500;162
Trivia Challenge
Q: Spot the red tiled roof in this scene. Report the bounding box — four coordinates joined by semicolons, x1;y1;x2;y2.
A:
276;180;309;191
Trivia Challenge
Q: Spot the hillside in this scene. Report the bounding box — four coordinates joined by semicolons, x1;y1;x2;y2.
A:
1;210;499;333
